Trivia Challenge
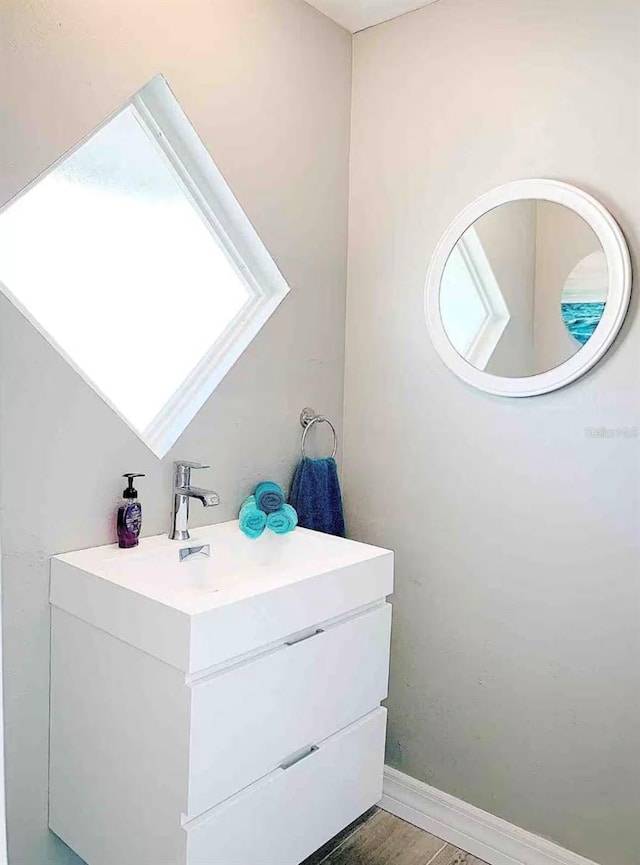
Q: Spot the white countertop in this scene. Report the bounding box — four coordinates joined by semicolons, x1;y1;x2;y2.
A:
53;520;392;617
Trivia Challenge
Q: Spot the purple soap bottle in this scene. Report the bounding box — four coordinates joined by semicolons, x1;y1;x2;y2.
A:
117;473;145;549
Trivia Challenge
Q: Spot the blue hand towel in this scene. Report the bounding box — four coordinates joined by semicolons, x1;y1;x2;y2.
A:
239;495;267;539
254;481;285;514
289;457;345;537
266;503;298;535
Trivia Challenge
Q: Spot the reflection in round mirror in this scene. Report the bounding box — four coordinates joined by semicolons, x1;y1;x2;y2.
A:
439;200;607;378
561;250;607;345
426;180;631;397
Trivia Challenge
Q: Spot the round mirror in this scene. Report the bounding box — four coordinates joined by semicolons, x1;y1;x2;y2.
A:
426;180;631;396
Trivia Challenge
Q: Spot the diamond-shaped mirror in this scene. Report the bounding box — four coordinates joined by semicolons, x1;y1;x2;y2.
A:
0;76;290;456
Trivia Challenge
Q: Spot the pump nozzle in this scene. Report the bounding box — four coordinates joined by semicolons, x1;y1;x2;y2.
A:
122;473;145;499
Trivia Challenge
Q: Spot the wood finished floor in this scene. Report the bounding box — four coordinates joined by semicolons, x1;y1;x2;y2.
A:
302;808;488;865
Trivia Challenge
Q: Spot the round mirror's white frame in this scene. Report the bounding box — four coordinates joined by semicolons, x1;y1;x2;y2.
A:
425;179;631;397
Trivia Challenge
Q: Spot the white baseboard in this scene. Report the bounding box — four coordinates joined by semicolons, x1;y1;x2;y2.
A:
380;766;601;865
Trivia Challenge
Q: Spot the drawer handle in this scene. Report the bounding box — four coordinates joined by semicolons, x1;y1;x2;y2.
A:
280;744;319;770
285;628;324;647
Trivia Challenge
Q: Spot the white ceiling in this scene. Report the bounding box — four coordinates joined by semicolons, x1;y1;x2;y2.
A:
305;0;440;33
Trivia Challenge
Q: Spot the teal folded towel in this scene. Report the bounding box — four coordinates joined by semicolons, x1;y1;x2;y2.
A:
266;503;298;535
239;495;267;539
254;481;285;514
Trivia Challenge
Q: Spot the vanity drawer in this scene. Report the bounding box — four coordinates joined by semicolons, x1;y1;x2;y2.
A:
185;706;386;865
187;603;391;817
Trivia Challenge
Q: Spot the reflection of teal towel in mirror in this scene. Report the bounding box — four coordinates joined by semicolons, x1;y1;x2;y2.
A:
289;457;345;537
254;481;285;514
266;504;298;535
239;495;267;539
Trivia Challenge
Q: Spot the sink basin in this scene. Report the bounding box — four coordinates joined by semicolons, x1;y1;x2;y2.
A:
50;520;393;675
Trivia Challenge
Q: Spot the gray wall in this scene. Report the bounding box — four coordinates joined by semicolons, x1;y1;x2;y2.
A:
344;1;640;864
0;1;351;862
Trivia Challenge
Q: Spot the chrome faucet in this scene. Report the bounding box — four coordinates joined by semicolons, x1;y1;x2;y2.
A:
169;461;220;540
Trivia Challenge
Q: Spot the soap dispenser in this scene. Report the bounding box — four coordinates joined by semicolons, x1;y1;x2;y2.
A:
117;473;145;549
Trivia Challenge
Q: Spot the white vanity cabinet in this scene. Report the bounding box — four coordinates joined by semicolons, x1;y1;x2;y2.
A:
49;522;393;865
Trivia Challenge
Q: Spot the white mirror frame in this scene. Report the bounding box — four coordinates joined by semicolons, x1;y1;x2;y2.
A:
425;179;631;397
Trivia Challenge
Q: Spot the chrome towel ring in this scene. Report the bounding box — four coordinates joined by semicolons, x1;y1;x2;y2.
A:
300;407;338;459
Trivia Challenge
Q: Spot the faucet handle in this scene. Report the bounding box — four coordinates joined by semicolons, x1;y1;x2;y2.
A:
174;460;209;489
174;460;209;470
